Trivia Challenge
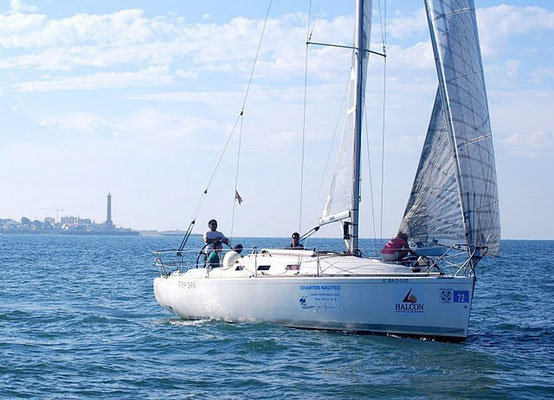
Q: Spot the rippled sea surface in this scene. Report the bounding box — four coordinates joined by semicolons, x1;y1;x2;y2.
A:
1;235;553;399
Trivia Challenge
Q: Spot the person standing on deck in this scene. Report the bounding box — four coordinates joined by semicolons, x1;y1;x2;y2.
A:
204;219;229;252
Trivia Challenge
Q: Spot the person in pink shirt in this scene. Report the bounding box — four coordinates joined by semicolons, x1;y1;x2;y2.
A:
381;232;411;261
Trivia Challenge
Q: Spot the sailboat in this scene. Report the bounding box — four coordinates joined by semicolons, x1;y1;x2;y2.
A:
153;0;500;341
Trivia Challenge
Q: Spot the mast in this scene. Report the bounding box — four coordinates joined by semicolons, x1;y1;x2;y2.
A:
349;0;366;254
318;0;372;252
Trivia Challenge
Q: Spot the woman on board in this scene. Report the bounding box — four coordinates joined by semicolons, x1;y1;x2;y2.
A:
381;232;412;261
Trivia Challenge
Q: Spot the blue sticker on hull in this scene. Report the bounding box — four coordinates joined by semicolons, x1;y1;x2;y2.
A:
453;290;470;303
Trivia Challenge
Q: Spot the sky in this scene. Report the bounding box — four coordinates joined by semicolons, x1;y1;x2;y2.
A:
0;0;553;240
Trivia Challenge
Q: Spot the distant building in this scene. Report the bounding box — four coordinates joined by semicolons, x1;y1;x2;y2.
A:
61;216;78;225
105;193;114;229
1;193;138;235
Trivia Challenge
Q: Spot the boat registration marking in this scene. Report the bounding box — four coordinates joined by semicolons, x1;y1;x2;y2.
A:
382;278;409;284
178;281;197;289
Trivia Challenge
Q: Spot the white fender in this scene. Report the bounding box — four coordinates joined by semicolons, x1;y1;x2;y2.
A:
222;251;241;270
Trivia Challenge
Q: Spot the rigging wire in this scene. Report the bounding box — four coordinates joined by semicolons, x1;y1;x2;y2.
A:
307;0;322;40
203;112;243;196
376;0;387;242
376;0;387;45
204;0;273;195
363;96;378;255
299;0;312;234
177;0;273;250
240;0;273;113
230;113;244;239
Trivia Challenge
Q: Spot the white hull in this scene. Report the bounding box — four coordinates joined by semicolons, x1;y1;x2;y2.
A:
154;250;474;341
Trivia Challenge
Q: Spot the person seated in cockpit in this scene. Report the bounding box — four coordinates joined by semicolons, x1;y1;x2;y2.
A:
207;241;223;268
232;244;243;255
381;232;413;262
285;232;304;249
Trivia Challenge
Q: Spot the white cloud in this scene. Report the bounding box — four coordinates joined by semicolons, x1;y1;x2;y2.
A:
0;9;180;48
386;8;426;39
478;5;554;36
531;67;554;83
110;108;224;140
14;65;174;92
0;9;351;82
0;4;552;81
39;112;106;135
124;90;244;105
500;130;554;158
387;41;433;71
265;130;301;148
0;43;179;71
477;5;554;55
36;108;226;144
9;0;37;13
175;69;197;79
504;60;519;79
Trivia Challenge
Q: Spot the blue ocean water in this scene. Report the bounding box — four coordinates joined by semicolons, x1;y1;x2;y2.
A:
1;235;553;399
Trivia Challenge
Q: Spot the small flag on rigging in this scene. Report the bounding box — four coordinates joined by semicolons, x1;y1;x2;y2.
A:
235;190;243;205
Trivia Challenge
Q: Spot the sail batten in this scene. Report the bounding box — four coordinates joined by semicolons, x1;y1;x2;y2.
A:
401;0;501;257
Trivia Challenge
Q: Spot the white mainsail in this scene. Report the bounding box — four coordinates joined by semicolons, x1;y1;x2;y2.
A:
320;0;372;250
400;0;501;256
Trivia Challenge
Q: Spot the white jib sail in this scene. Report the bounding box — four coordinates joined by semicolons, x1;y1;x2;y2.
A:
320;0;372;227
401;0;500;256
400;90;464;246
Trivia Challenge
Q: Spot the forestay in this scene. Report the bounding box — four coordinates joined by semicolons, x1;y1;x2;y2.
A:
320;0;372;227
400;0;500;256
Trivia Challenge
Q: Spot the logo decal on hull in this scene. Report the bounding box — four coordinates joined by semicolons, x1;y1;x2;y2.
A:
402;288;418;303
395;288;424;313
299;296;314;309
440;289;452;303
298;285;342;312
440;289;470;303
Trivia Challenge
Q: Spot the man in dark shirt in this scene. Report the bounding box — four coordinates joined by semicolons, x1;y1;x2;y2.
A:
286;232;304;249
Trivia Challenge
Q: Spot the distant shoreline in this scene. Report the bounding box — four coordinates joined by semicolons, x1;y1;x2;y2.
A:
0;232;549;241
0;230;140;236
0;230;202;237
138;232;201;237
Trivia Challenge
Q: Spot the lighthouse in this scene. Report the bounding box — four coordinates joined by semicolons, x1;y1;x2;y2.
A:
106;193;114;228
